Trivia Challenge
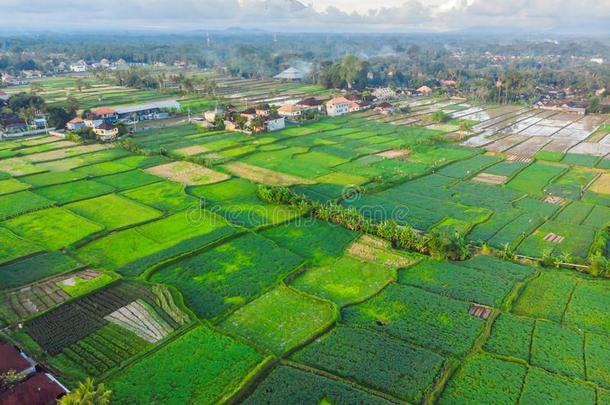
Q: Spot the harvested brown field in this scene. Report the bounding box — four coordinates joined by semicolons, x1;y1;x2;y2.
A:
589;173;610;195
173;145;211;156
471;173;508;185
22;144;110;163
145;161;230;186
223;162;314;186
375;149;410;159
347;236;415;268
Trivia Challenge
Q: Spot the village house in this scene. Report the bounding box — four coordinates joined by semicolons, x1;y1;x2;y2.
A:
66;117;86;131
90;106;118;121
204;105;225;123
375;102;398;115
326;97;351;117
277;103;304;119
349;100;371;113
93;121;119;141
296;97;325;113
535;100;587;115
69;60;87;73
0;342;36;378
264;113;285;132
440;79;457;87
417;85;433;95
1;73;28;86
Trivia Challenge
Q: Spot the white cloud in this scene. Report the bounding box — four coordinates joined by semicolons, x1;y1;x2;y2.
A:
0;0;608;32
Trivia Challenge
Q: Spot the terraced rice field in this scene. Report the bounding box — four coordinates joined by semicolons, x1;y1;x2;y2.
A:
1;106;609;404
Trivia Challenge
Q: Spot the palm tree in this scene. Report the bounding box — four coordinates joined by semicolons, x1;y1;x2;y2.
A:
60;378;112;405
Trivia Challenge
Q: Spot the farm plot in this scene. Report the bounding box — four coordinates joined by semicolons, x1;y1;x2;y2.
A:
530;320;585;379
35;148;132;172
588;173;610;195
0;178;30;195
563;279;610;334
223;162;314;186
95;169;163;190
293;326;445;403
19;170;88;188
150;233;304;319
0;227;43;265
0;269;114;324
437;154;502;179
34;179;115;204
292;255;396;307
342;284;485;357
219;285;337;355
0;251;81;291
507;161;567;197
484;312;534;360
75;210;238;276
398;259;520;307
20;144;110;163
519;367;596;405
554;201;595;225
440;353;527;405
511;270;577;323
109;326;264;405
22;282;189;382
243;365;393;405
3;208;103;250
120;181;199;213
516;220;595;259
65;194;163;231
260;218;359;264
145;161;229;186
545;167;599;200
0;190;53;220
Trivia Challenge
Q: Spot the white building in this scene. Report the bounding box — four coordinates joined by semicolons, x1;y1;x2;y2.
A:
264;115;285;132
273;67;304;81
326;97;350;117
70;61;87;72
277;104;304;119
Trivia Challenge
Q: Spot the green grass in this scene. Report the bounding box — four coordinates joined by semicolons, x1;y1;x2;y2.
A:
121;181;199;213
0;191;54;220
3;208;104;250
519;367;596;405
75;210;238;276
342;284;485;357
243;365;392;405
0;251;82;291
512;270;576;323
65;194;163;231
507;161;566;197
484;312;533;360
0;178;30;195
150;233;304;319
0;227;43;265
563;279;610;334
109;326;263;405
261;219;359;264
219;285;337;355
291;256;395;307
58;273;116;297
34;180;115;204
440;354;527;405
293;326;445;403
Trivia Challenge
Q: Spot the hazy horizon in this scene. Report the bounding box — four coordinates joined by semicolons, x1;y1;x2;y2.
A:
1;0;609;35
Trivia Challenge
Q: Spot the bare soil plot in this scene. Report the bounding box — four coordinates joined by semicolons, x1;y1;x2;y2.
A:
589;173;610;195
506;155;532;163
568;142;610;156
485;134;529;152
544;195;568;206
469;304;492;320
542;138;580;153
472;173;508;185
543;233;564;243
376;149;410;159
505;136;550;157
346;235;416;268
223;162;314;186
145;161;229;186
173;145;211;156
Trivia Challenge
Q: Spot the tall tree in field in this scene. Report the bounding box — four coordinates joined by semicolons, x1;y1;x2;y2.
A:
340;55;362;89
59;378;112;405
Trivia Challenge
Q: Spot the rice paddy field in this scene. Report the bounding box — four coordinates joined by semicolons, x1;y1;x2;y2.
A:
0;96;609;405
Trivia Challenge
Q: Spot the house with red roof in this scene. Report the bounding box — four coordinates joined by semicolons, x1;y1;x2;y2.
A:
0;372;67;405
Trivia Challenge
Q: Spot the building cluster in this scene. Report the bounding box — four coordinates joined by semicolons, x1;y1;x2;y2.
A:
69;58;128;73
66;100;181;141
0;342;68;405
199;104;286;133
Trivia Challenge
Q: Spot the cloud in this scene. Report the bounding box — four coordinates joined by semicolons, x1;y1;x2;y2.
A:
0;0;609;32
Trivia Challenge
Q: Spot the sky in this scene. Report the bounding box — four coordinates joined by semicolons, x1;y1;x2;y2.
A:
1;0;609;34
